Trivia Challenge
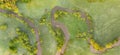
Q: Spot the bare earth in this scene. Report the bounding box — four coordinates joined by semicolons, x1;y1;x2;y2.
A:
0;9;42;55
1;6;120;55
51;6;92;55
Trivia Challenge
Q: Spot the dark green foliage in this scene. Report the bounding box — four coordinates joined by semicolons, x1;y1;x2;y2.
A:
8;27;37;54
39;15;46;25
54;28;64;49
9;40;18;53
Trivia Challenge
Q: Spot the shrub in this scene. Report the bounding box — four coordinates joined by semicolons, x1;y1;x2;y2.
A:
0;24;8;30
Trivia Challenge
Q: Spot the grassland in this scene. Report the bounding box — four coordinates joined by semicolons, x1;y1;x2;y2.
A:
0;0;120;55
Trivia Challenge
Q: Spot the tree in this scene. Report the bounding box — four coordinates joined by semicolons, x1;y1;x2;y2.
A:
0;0;18;13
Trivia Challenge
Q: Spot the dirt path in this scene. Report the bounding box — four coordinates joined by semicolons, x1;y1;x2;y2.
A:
0;6;93;55
0;9;42;55
51;6;93;55
2;6;120;55
51;6;120;54
51;6;70;55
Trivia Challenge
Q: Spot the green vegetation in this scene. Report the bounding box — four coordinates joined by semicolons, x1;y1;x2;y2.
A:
0;0;18;13
0;0;120;55
9;27;37;54
18;0;31;3
0;24;8;30
53;28;64;50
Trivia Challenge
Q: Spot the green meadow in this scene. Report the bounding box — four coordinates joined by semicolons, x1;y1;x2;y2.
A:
0;0;120;55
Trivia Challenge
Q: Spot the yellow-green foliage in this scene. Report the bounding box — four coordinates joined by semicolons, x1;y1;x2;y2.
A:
105;43;112;48
9;40;17;54
72;12;81;18
54;10;68;19
0;0;19;13
9;28;37;54
31;28;35;34
105;39;118;49
89;37;119;51
76;32;88;39
90;38;104;51
54;28;64;50
15;27;20;32
39;14;47;25
54;13;59;19
0;24;8;30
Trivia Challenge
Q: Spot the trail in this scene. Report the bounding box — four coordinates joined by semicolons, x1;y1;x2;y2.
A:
2;6;119;55
51;6;92;55
0;6;93;55
0;9;42;55
51;6;120;54
51;6;70;55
